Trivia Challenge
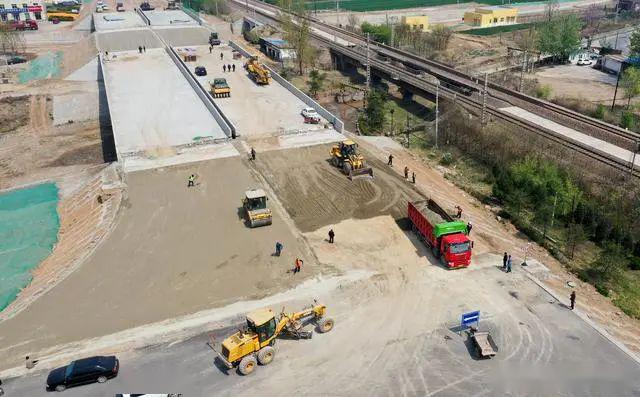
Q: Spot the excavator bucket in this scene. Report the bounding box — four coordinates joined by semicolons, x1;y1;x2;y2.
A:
348;166;374;180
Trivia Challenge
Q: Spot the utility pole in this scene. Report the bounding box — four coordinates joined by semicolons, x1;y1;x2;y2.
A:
519;50;527;92
435;81;439;149
612;68;622;110
366;32;371;91
336;0;340;27
481;72;488;126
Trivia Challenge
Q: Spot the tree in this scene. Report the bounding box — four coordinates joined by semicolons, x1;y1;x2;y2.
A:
536;14;582;63
544;0;559;21
346;14;359;32
588;243;627;283
363;89;387;133
515;27;537;53
428;25;452;51
630;25;640;58
567;222;587;259
201;0;229;15
0;25;25;55
307;69;326;97
361;22;391;44
620;67;640;109
280;0;313;75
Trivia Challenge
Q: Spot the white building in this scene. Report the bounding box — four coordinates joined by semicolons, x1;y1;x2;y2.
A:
0;0;45;22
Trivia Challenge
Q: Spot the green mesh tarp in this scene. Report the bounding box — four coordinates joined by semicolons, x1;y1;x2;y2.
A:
0;183;60;311
18;51;63;84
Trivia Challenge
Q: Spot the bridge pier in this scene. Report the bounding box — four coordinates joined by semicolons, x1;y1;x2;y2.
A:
400;87;414;103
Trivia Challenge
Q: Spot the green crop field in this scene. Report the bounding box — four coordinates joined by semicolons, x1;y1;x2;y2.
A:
460;22;537;35
264;0;542;12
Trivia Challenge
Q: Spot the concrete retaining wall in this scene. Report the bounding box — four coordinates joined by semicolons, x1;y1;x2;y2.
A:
136;8;151;26
165;46;237;138
229;40;344;132
97;54;120;160
182;7;202;25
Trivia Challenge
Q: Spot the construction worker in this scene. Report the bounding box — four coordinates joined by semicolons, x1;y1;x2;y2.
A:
294;258;303;274
328;229;335;243
223;64;227;72
250;147;256;161
143;45;146;53
275;241;283;256
209;45;212;54
387;154;393;166
404;166;409;180
227;64;232;72
456;205;463;219
412;172;416;184
220;52;224;60
502;252;508;270
570;291;576;310
138;45;142;54
25;356;38;370
467;222;473;235
188;174;196;187
232;64;236;72
506;255;512;273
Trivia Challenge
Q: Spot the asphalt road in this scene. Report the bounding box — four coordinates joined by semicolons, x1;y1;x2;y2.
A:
4;263;640;397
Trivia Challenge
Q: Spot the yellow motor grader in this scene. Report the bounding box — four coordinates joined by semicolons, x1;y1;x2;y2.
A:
210;302;334;375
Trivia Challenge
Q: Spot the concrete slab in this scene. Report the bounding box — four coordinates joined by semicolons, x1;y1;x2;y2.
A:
97;29;162;52
143;9;198;26
123;142;239;172
102;49;227;162
500;106;638;167
65;58;99;82
154;26;211;47
93;11;146;31
181;45;330;137
53;92;103;125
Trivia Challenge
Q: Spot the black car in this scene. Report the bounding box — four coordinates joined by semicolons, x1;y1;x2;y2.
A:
195;66;207;76
7;56;27;65
46;356;119;392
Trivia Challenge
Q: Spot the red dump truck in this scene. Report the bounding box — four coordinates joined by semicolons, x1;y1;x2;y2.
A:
408;199;472;268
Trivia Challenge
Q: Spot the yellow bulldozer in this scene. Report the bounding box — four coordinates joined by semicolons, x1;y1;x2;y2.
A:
210;302;334;375
242;189;272;227
330;139;373;179
244;56;271;85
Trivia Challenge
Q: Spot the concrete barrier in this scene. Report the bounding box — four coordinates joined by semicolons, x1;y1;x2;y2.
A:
228;40;344;132
98;54;121;159
136;8;151;26
165;46;237;138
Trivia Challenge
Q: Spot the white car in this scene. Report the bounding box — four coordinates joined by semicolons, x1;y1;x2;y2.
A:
577;58;592;66
301;107;319;119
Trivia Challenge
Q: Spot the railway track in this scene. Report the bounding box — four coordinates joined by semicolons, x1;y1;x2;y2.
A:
230;0;640;177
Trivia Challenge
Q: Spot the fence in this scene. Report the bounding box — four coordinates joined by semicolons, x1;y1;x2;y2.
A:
229;40;344;132
136;8;151;25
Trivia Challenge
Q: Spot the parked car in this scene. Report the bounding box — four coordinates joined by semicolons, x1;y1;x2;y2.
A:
577;58;593;66
301;107;319;119
46;356;119;392
7;56;27;65
195;66;207;76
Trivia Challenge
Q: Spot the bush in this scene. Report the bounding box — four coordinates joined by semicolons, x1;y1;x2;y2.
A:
594;104;606;119
621;111;636;130
440;152;454;165
595;282;610;297
535;84;552;99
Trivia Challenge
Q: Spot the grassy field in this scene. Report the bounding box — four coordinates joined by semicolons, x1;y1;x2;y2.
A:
266;0;541;12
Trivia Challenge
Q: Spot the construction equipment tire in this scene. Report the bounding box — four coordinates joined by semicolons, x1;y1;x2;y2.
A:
238;355;257;375
317;317;335;333
342;162;352;175
331;157;339;167
257;346;276;365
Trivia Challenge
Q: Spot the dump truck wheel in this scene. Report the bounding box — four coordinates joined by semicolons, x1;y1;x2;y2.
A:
257;346;275;365
239;355;257;375
317;317;335;333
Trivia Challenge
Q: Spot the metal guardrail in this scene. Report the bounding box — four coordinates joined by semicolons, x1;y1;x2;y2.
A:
136;8;151;26
182;7;202;25
228;40;344;132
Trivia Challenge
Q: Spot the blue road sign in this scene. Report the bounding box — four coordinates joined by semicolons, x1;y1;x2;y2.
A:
460;310;480;330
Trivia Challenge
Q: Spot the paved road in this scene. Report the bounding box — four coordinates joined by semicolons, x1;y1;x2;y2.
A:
4;263;640;397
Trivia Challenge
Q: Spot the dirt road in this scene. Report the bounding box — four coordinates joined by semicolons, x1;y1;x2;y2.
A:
0;156;327;370
255;144;423;232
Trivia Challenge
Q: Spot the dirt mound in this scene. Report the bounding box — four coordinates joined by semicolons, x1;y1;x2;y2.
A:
0;96;30;134
256;144;423;232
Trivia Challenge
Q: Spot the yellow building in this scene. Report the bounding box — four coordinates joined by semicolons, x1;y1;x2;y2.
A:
463;6;518;28
400;15;429;32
